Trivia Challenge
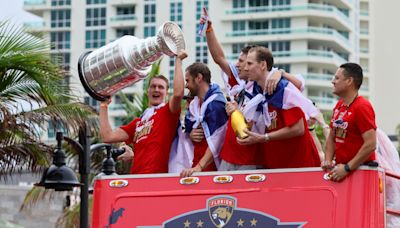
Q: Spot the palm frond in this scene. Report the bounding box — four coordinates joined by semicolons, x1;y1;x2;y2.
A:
19;186;58;211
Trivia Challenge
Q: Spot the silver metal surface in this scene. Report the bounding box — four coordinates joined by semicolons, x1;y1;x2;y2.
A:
78;21;185;101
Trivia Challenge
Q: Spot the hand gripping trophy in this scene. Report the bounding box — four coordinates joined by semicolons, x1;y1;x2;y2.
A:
78;21;186;101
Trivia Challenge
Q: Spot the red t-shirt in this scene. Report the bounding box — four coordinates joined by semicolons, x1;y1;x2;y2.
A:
331;96;376;164
220;117;260;165
192;139;217;171
120;103;180;174
220;71;260;165
262;106;320;168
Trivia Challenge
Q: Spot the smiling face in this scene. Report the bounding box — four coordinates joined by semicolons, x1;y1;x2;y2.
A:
244;51;266;82
332;68;352;96
235;52;249;80
185;71;199;97
147;77;168;106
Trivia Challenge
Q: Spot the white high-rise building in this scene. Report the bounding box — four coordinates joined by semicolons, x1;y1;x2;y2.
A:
24;0;374;140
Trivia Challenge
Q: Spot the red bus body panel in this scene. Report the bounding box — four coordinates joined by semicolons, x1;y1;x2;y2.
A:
91;167;385;228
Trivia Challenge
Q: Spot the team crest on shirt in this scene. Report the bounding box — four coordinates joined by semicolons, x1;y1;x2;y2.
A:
133;119;154;143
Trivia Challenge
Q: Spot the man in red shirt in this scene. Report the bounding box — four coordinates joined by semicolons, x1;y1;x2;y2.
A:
237;46;320;169
199;9;304;171
98;50;187;174
322;63;377;182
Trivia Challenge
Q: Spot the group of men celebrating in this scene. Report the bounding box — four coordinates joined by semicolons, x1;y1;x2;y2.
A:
99;10;377;182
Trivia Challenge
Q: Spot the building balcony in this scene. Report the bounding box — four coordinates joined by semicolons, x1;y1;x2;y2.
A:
332;0;354;9
360;9;369;21
228;50;347;68
23;0;51;16
274;50;347;67
308;96;337;111
109;15;138;28
360;28;369;40
360;47;369;54
23;21;49;32
305;73;333;88
224;3;352;31
224;27;351;52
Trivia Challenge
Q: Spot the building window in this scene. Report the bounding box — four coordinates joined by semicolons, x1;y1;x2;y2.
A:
86;8;106;26
249;0;269;7
84;96;99;108
275;64;290;72
85;29;106;48
233;0;246;8
195;45;208;64
271;0;290;5
232;43;246;55
51;10;71;28
47;121;68;139
116;28;135;37
233;21;246;31
50;32;70;50
270;41;290;52
144;26;156;37
51;52;70;70
51;0;71;6
117;6;135;15
86;0;106;4
271;18;290;29
170;2;183;28
144;4;156;23
249;20;269;30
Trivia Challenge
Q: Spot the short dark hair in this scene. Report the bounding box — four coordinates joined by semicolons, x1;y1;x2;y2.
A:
241;44;258;55
249;46;274;71
149;75;169;89
186;62;211;84
340;63;363;89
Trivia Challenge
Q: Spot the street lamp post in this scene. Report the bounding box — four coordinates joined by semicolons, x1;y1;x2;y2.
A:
36;126;119;228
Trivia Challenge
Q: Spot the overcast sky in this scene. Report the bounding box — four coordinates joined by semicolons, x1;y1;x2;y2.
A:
0;0;41;26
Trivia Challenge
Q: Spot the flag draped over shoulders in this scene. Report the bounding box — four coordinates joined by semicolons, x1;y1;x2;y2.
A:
169;84;228;172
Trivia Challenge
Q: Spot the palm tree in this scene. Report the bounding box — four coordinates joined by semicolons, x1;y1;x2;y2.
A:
0;21;96;175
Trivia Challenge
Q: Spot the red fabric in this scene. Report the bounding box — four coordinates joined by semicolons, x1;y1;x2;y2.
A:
120;103;180;174
220;117;260;165
228;71;238;87
331;96;376;164
262;106;320;169
192;139;217;171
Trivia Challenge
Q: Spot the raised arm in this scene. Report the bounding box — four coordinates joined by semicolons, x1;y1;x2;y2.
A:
99;100;129;143
265;69;305;95
201;8;231;76
169;50;187;114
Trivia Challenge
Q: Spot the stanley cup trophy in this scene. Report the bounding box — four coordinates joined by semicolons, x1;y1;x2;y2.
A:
78;21;186;101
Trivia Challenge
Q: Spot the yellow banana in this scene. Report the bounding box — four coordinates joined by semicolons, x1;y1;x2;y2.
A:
231;110;249;139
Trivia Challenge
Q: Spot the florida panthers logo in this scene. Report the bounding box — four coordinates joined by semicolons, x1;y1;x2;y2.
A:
208;196;235;227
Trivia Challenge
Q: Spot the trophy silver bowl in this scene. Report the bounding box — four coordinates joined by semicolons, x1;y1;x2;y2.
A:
78;21;186;101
